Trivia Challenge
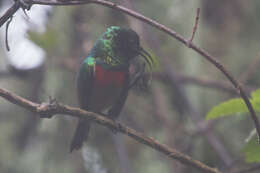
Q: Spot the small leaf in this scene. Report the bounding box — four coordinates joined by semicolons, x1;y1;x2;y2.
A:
251;88;260;99
243;137;260;163
250;88;260;112
206;98;248;120
252;97;260;112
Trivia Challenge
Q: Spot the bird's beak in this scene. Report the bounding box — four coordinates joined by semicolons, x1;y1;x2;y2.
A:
139;47;153;68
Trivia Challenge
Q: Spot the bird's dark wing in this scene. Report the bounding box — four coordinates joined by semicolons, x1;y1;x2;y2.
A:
70;58;95;152
76;60;95;109
108;72;130;120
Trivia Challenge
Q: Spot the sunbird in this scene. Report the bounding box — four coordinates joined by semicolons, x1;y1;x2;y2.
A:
70;26;154;152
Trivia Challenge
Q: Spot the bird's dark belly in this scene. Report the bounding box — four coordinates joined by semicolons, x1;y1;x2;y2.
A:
89;65;126;111
89;84;122;111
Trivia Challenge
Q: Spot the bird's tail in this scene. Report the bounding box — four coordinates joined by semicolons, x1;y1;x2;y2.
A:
70;119;91;152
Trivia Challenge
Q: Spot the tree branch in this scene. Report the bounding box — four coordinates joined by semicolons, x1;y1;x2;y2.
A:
0;1;20;27
0;87;221;173
187;8;200;47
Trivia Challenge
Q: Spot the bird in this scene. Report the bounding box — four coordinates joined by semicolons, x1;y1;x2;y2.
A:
70;26;153;152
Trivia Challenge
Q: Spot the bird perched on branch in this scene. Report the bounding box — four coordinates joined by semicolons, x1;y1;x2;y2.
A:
70;26;154;152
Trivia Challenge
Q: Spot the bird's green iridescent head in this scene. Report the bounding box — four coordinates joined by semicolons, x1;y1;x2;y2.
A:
95;26;153;68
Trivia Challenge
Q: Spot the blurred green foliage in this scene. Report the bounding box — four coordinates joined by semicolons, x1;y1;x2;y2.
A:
243;137;260;163
206;98;249;120
206;89;260;120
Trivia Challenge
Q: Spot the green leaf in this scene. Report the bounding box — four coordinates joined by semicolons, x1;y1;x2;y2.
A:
206;98;248;120
243;137;260;163
251;88;260;99
252;98;260;112
205;88;260;120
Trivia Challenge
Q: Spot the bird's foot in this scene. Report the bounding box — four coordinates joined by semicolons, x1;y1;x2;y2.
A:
38;96;59;119
48;96;58;105
97;112;119;135
107;114;119;134
111;122;118;134
109;120;121;135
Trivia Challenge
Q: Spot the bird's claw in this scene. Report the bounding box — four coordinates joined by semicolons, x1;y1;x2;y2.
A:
109;120;121;135
49;96;58;105
107;109;117;119
38;102;53;119
38;97;59;119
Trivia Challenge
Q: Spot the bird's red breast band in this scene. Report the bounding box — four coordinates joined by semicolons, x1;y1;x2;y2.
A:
95;64;126;87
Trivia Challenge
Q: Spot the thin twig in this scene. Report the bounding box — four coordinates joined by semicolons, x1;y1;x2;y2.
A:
5;16;13;51
0;1;20;27
187;8;200;47
0;87;221;173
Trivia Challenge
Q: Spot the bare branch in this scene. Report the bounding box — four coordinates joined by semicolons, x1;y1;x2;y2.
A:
0;1;20;27
187;8;200;47
0;87;221;173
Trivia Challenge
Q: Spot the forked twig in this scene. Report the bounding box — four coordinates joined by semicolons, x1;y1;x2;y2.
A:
187;8;200;47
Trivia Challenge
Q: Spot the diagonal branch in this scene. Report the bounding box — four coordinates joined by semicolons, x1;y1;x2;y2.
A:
187;8;200;47
0;87;221;173
0;1;20;27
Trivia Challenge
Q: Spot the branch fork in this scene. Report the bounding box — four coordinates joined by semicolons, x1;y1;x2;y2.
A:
187;8;200;47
